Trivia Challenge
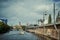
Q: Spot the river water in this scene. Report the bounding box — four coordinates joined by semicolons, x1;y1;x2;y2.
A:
0;31;44;40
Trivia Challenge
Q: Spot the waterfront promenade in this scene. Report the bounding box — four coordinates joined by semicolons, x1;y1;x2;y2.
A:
26;23;60;40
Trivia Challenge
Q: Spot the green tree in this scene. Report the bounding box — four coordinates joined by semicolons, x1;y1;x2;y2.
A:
48;14;52;24
0;21;10;34
21;25;26;31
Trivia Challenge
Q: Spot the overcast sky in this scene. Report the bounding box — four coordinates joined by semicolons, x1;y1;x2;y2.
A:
0;0;60;25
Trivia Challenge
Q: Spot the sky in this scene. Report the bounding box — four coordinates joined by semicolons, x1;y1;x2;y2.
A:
0;0;60;26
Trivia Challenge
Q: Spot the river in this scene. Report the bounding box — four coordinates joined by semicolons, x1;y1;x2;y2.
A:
0;31;45;40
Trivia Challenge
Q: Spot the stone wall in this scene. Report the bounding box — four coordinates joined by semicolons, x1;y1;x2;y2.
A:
27;24;60;40
36;28;60;40
27;28;60;40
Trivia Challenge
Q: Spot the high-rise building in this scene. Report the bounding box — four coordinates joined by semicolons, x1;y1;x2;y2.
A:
56;11;60;23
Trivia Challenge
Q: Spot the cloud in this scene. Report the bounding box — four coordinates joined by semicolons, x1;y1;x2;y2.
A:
33;5;52;11
8;17;19;25
53;0;60;2
0;0;60;25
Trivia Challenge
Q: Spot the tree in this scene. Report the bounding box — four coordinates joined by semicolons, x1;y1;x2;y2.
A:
48;14;52;24
21;25;26;31
0;21;10;34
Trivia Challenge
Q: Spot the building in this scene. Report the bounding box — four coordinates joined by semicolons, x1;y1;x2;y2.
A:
0;18;8;24
56;11;60;23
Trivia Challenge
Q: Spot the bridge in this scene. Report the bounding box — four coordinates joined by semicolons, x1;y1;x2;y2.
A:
26;23;60;40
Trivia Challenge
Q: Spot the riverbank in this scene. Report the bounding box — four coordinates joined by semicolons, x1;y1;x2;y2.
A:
26;31;47;40
26;23;60;40
34;33;57;40
26;30;57;40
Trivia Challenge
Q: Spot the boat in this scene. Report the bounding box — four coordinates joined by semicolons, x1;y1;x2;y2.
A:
19;29;25;35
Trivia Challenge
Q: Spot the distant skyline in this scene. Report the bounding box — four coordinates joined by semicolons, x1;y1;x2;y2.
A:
0;0;60;25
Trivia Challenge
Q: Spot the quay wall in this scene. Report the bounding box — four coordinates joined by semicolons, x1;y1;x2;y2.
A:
27;24;60;40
